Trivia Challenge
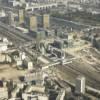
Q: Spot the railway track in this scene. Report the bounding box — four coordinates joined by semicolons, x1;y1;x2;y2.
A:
67;61;100;87
56;60;100;89
0;28;26;46
0;21;32;42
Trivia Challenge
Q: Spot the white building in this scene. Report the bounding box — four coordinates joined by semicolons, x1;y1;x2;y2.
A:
11;87;20;98
0;10;6;18
8;0;25;7
23;58;33;70
9;98;21;100
25;3;58;11
24;71;43;82
3;37;9;43
0;87;8;99
25;85;45;93
75;75;86;94
56;89;66;100
16;58;23;66
0;43;8;52
16;27;29;34
22;93;49;100
19;52;26;60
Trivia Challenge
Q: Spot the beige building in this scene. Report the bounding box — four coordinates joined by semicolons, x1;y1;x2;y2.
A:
29;15;37;31
18;9;25;24
43;14;50;29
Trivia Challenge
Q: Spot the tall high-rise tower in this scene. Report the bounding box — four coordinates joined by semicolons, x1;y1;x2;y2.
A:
29;15;38;31
18;9;25;24
43;14;50;29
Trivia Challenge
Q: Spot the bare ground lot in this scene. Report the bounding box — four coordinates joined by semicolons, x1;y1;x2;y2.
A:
0;64;27;80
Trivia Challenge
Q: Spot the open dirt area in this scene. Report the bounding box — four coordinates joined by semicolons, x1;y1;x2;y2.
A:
0;64;27;80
